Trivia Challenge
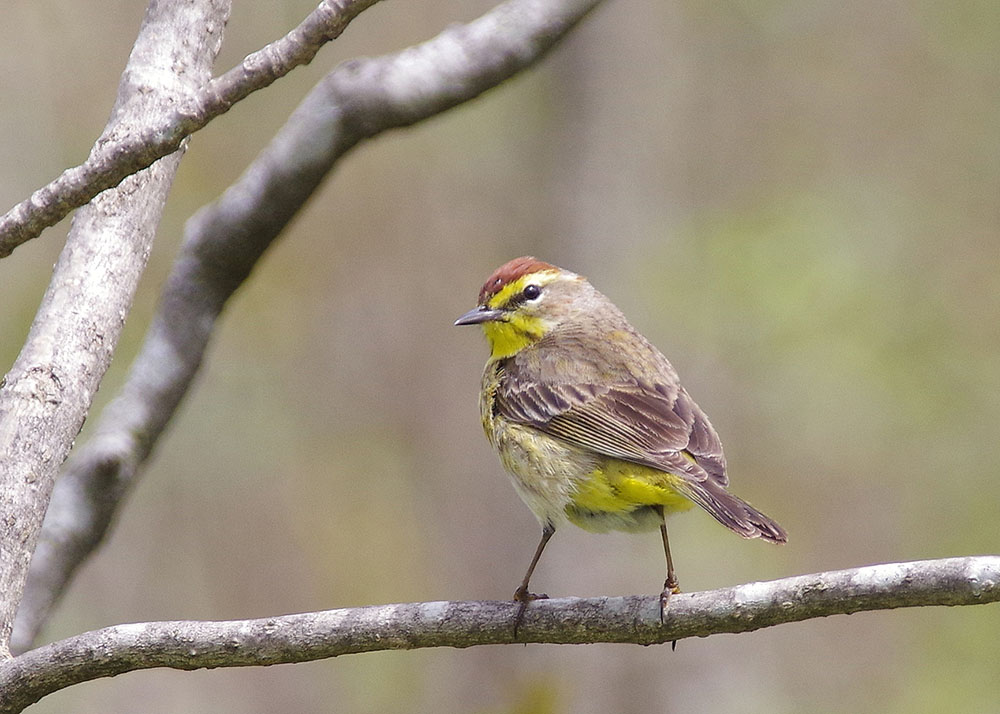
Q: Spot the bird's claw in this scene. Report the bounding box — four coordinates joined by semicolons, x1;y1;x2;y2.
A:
512;587;549;638
513;586;549;603
660;581;681;650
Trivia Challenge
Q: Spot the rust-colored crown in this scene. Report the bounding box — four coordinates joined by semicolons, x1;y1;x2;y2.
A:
478;256;557;304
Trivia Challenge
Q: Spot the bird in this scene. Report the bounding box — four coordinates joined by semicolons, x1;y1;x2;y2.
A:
455;256;786;629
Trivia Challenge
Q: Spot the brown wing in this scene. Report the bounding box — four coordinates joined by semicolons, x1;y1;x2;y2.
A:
495;353;786;543
495;363;728;487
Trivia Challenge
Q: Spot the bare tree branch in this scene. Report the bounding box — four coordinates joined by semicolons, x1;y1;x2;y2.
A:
0;0;229;658
0;0;380;259
2;557;997;713
13;0;605;653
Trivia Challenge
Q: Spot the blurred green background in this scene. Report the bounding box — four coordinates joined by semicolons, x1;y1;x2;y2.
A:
2;0;998;712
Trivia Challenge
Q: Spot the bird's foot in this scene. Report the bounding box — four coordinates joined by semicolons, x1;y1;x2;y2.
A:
513;586;549;638
514;586;549;603
660;579;681;651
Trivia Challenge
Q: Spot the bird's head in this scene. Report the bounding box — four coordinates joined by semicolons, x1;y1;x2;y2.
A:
454;256;589;359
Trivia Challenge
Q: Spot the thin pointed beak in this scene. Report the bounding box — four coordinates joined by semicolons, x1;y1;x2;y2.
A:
454;306;504;325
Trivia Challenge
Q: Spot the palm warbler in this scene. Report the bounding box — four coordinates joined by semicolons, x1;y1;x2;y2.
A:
456;256;786;621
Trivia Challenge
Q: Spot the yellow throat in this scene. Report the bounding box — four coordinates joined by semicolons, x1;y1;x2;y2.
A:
480;272;560;359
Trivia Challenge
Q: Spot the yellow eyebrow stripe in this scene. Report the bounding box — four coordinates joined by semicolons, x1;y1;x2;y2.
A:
485;270;560;309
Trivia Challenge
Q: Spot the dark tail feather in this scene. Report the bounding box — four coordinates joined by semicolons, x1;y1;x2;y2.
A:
677;480;787;544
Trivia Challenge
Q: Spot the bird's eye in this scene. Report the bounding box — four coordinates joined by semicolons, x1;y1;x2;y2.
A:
522;284;542;300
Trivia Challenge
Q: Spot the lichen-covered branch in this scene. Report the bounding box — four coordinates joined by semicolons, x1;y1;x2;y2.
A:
13;0;605;653
0;0;379;258
2;557;997;713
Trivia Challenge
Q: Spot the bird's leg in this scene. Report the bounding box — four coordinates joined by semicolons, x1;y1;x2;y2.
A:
513;523;555;636
655;507;681;650
655;506;681;617
513;523;555;602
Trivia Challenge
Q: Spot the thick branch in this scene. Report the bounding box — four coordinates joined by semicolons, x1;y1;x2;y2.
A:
2;557;997;713
14;0;605;653
0;0;379;258
0;0;229;658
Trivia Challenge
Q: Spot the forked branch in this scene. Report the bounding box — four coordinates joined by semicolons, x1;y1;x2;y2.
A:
0;0;380;258
13;0;605;653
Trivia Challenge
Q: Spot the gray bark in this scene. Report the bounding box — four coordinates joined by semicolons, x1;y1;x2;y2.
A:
0;0;230;657
12;0;605;653
1;556;996;713
0;0;379;259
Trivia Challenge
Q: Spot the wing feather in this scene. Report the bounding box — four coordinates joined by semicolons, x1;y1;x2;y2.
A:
495;356;728;487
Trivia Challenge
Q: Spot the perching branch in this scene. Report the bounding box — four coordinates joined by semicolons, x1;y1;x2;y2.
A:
0;0;379;258
2;557;997;713
13;0;605;653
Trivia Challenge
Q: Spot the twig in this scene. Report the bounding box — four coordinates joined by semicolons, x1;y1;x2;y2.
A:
0;0;380;258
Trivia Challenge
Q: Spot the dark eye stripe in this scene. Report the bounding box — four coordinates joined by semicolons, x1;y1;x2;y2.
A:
496;282;544;310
